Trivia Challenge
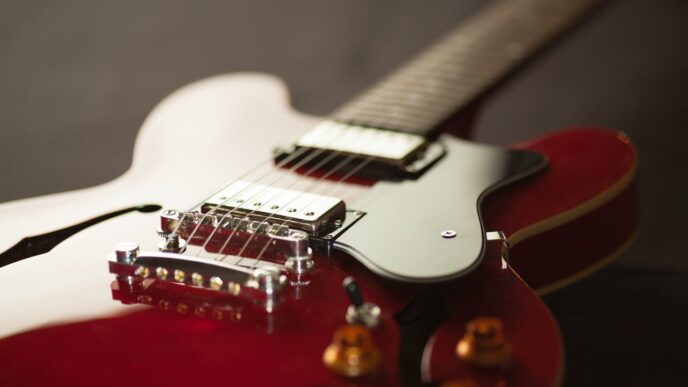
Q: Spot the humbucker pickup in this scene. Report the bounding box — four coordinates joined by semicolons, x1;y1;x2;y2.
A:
157;181;365;259
275;121;446;177
200;180;346;236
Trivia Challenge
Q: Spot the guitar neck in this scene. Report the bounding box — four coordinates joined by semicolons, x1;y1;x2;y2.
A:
330;0;601;136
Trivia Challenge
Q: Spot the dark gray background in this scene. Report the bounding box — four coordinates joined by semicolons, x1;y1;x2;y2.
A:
1;0;686;385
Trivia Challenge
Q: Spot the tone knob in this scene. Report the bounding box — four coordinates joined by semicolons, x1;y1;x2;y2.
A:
456;317;511;368
322;324;381;378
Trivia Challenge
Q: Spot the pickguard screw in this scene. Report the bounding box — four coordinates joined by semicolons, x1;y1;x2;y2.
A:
441;230;457;239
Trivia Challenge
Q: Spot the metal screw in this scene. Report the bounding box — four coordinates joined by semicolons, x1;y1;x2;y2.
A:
305;211;315;216
441;230;457;239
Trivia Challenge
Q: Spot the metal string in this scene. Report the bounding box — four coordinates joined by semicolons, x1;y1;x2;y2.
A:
213;152;357;263
171;132;338;249
196;149;342;258
226;154;362;266
247;155;374;269
190;125;360;256
169;122;380;265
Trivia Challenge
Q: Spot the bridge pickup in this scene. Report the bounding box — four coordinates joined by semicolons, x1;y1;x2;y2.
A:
275;120;446;177
201;180;346;236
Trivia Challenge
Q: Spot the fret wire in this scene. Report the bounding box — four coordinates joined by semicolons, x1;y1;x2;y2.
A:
332;0;600;134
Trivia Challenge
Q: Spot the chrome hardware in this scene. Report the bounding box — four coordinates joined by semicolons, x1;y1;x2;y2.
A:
275;121;446;177
486;231;510;265
441;230;457;239
158;234;187;253
342;277;381;329
285;252;315;276
201;180;346;236
114;241;140;286
296;121;426;166
159;205;320;262
404;142;447;174
108;248;288;313
284;229;314;277
115;241;139;264
245;266;287;312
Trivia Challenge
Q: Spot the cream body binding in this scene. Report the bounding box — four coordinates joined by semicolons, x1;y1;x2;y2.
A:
0;73;361;338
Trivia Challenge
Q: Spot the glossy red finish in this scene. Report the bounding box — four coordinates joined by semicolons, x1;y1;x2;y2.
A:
0;252;411;386
0;128;637;386
0;248;561;387
483;128;637;291
425;244;562;386
508;180;637;291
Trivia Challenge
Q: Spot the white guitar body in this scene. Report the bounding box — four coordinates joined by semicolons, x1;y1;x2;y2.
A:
0;73;324;338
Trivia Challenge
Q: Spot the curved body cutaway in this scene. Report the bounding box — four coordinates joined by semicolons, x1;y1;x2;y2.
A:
0;74;636;386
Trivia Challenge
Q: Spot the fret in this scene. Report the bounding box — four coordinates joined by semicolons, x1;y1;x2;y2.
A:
331;0;600;135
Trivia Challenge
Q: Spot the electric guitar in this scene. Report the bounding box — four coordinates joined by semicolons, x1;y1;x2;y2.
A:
0;0;637;385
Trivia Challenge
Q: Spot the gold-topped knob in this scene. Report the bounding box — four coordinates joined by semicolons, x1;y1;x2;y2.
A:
456;317;511;368
440;378;478;387
323;324;381;377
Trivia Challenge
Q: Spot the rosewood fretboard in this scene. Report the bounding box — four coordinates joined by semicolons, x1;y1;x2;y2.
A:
330;0;601;135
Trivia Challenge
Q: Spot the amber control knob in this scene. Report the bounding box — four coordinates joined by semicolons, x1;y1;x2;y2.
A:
440;378;478;387
456;317;511;368
322;324;381;377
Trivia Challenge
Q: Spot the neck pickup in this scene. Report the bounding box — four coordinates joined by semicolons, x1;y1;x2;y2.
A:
275;121;446;179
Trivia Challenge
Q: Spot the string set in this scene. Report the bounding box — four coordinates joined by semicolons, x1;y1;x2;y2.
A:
165;122;376;268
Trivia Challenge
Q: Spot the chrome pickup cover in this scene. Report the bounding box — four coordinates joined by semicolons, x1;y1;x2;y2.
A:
201;180;345;236
295;121;427;166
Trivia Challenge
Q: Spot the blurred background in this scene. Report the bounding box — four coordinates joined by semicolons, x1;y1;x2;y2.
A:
1;0;686;385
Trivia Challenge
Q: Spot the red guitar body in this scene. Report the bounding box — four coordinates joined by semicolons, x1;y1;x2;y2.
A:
0;74;636;387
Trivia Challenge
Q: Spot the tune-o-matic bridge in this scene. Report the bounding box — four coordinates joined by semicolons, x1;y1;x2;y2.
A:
275;121;446;177
109;243;287;313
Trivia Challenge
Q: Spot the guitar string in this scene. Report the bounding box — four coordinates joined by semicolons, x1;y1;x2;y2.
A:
197;149;341;259
165;148;307;247
188;123;363;256
213;152;356;264
169;121;352;249
175;0;583;265
247;156;374;269
227;154;362;266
